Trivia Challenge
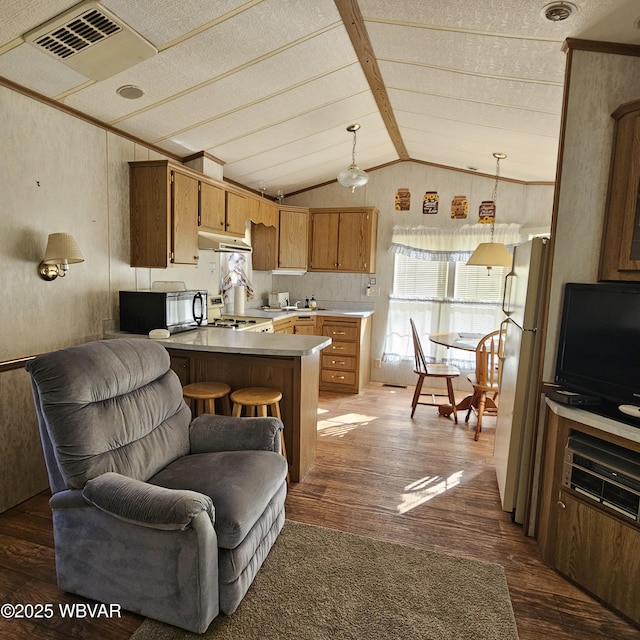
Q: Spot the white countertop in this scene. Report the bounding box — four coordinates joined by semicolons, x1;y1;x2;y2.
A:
546;398;640;444
106;327;331;357
246;308;375;320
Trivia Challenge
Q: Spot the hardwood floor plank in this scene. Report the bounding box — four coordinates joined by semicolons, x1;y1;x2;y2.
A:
0;382;637;639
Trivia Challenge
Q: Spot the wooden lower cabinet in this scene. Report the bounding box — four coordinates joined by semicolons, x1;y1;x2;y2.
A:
294;315;316;335
168;348;319;482
273;316;294;334
318;315;371;393
555;490;640;623
537;404;640;625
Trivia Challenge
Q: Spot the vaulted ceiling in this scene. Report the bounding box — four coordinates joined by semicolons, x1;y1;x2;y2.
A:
1;0;638;196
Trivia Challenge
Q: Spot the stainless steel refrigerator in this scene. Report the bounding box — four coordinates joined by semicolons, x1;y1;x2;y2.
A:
494;237;549;525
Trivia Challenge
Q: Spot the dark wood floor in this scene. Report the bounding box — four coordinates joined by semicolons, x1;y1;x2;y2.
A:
1;383;638;639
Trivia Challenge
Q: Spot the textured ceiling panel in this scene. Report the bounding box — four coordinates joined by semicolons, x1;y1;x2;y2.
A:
64;0;342;122
358;0;633;39
157;69;369;157
0;0;78;46
378;60;563;112
191;91;379;163
225;126;394;194
401;121;557;181
388;88;561;137
398;110;558;155
0;42;88;95
1;0;637;191
102;0;250;47
225;113;387;177
367;22;566;83
115;28;359;142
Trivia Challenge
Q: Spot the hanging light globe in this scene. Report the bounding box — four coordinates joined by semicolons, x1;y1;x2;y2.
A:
337;164;369;192
337;124;369;192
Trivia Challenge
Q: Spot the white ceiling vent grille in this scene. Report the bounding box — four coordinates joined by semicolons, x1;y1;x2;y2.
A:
23;1;157;81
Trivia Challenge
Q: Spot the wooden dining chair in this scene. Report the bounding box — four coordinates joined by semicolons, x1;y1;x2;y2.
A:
410;319;461;422
465;329;505;440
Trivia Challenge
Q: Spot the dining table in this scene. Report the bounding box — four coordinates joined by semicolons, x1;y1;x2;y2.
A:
428;331;498;419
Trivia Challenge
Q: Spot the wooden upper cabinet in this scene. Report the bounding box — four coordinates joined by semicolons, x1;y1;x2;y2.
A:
129;161;199;268
225;191;248;237
199;181;225;232
308;207;378;273
252;206;309;271
309;211;340;270
171;172;200;265
278;207;308;269
599;99;640;281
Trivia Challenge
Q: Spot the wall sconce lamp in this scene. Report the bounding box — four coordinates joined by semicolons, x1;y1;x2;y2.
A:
38;233;85;281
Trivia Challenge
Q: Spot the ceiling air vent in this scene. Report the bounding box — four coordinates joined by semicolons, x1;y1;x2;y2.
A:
541;2;577;22
23;1;157;81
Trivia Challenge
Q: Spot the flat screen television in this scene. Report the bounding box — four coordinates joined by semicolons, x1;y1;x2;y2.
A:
555;282;640;426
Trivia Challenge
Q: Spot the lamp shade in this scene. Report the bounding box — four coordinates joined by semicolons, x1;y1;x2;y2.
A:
466;242;512;268
43;233;84;265
337;165;369;192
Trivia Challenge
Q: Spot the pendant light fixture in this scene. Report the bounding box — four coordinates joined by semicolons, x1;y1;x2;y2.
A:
466;153;513;274
337;123;369;192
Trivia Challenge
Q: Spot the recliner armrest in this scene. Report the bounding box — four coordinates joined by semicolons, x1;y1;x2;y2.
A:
82;472;214;530
189;414;283;454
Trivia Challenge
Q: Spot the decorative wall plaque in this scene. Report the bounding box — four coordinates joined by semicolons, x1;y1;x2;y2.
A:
478;200;496;224
395;188;411;211
451;195;468;219
423;191;439;214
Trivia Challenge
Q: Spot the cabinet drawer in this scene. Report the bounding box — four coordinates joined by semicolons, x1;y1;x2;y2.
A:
323;341;357;357
322;324;358;342
322;355;356;371
321;369;357;386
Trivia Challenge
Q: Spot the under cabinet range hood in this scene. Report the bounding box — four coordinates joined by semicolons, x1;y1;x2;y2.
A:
271;269;306;276
198;232;251;252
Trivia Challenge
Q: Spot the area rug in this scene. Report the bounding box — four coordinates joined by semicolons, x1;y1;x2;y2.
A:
130;520;519;640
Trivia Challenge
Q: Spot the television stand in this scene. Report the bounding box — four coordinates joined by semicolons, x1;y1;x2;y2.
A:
537;399;640;627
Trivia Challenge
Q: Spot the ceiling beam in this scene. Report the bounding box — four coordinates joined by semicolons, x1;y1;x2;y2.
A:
334;0;409;160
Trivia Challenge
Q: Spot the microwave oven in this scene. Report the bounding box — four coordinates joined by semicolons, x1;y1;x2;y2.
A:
119;290;207;335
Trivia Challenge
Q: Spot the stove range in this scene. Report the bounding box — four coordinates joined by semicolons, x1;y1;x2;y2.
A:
207;295;274;332
209;316;273;332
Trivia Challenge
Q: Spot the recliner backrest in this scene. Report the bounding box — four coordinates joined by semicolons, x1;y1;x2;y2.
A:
26;339;191;493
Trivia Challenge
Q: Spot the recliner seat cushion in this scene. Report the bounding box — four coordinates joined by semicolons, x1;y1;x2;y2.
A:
149;450;288;549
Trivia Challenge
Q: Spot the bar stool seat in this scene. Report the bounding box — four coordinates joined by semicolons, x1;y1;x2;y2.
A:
230;386;289;482
183;381;231;417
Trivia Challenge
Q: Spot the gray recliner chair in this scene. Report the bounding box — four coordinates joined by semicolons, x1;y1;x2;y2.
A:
26;338;288;634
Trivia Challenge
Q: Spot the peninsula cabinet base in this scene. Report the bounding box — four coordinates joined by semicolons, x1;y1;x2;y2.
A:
167;349;319;482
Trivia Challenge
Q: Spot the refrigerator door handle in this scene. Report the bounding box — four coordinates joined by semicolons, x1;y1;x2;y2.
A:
502;273;515;315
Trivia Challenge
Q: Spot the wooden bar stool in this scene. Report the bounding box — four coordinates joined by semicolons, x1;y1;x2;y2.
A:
230;386;289;482
183;382;231;417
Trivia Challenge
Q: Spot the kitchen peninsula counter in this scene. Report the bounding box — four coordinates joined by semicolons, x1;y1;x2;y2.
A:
152;326;330;356
107;328;329;482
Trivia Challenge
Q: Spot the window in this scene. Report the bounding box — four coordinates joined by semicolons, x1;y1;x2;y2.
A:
384;254;508;368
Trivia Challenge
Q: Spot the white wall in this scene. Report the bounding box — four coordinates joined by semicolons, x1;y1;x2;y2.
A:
0;84;273;511
542;50;640;380
283;161;554;385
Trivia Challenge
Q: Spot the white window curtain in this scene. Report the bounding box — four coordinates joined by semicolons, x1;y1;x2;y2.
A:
384;224;521;369
389;223;523;261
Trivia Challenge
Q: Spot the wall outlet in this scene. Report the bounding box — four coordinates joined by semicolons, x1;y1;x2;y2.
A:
366;286;380;297
374;358;381;368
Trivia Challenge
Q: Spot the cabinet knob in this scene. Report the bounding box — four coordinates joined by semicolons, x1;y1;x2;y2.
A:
557;500;566;509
